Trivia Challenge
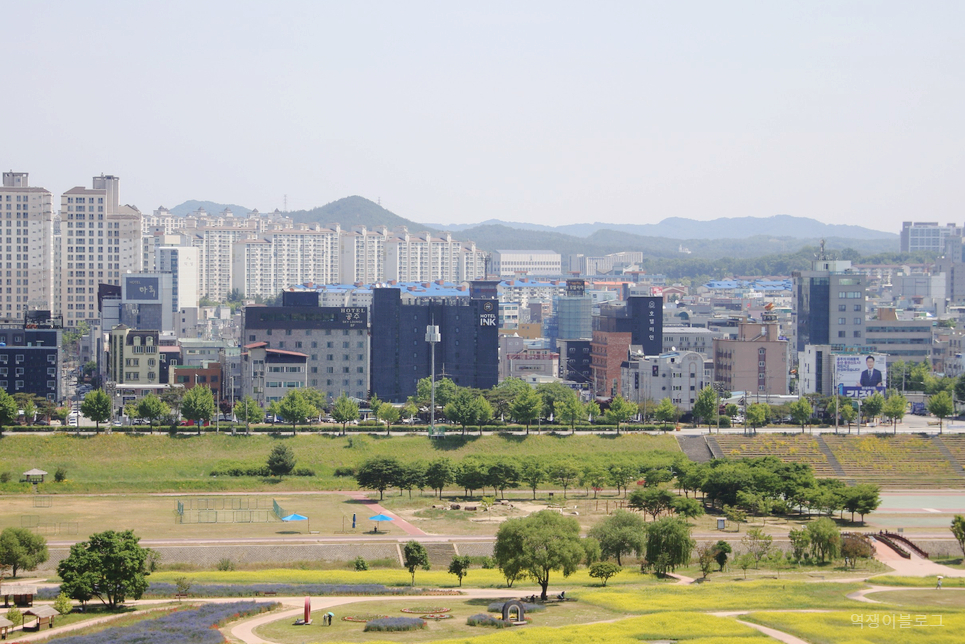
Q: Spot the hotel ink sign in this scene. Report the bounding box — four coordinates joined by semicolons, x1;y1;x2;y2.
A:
479;300;497;326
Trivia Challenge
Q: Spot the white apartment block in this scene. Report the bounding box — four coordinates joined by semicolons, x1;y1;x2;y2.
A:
339;226;386;285
191;227;257;301
158;246;200;311
385;229;487;283
231;227;341;299
0;172;54;318
61;175;142;327
491;250;562;278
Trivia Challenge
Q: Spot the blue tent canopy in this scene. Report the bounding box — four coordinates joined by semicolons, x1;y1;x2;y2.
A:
282;513;308;521
369;514;394;522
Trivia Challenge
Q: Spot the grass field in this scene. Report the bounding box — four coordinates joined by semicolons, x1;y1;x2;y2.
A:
743;610;964;644
576;579;867;613
872;589;965;609
254;605;768;644
0;433;678;494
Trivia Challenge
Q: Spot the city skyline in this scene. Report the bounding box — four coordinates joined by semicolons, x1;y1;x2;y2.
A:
2;2;963;232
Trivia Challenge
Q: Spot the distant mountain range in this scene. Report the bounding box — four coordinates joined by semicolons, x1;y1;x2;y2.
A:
422;215;896;241
166;196;898;258
167;200;253;217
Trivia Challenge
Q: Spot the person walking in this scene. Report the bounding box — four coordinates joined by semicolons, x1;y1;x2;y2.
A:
937;576;943;590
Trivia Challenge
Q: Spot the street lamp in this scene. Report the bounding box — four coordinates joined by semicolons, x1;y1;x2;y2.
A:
426;324;441;438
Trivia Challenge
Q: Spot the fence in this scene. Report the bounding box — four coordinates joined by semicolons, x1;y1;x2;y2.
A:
20;516;78;536
175;497;280;525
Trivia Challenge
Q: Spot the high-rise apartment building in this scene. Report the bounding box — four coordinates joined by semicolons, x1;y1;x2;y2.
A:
231;227;341;299
339;226;386;285
0;172;54;317
491;250;562;278
900;221;962;253
60;175;142;327
384;229;487;283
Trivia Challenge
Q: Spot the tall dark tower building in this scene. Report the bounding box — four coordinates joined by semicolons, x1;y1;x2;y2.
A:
370;281;499;402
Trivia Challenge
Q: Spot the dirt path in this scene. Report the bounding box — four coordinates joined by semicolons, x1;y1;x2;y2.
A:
346;492;427;536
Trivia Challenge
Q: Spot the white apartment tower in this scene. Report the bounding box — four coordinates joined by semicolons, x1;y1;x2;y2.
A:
385;229;487;283
339;226;386;284
231;226;341;299
60;175;142;327
0;172;54;317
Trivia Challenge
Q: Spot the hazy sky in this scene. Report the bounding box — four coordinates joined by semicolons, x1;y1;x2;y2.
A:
2;1;962;231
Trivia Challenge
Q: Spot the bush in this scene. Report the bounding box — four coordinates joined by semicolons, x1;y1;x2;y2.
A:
363;616;426;632
354;556;369;572
0;471;10;483
334;466;355;477
55;467;68;483
467;613;512;628
216;558;235;572
480;556;496;569
54;592;73;615
6;606;22;625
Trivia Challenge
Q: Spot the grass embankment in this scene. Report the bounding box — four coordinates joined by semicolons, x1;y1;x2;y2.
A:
0;433;678;494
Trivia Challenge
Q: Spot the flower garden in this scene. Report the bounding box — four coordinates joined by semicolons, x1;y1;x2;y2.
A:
715;434;838;478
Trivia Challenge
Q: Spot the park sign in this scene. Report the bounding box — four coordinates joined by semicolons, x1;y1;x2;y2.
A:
834;353;887;398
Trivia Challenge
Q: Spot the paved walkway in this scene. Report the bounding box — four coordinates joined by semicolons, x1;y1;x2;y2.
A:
872;540;965;577
347;492;427;536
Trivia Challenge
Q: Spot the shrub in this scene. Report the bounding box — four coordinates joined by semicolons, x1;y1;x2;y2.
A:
467;613;512;628
363;616;426;632
6;606;21;626
480;556;496;569
216;558;235;572
54;592;73;616
55;466;68;482
0;471;10;483
334;466;355;477
292;467;315;477
354;556;369;572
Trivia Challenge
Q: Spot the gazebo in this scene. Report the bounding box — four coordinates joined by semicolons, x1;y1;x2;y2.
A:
21;469;47;484
24;605;58;631
1;584;36;607
0;616;13;639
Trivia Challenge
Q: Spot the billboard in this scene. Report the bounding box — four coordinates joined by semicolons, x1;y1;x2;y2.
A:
835;353;887;398
125;276;160;301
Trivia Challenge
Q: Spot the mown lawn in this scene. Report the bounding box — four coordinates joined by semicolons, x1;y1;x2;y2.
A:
0;433;678;493
743;610;965;644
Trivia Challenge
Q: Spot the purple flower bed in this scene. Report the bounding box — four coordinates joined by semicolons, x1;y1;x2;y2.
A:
39;601;274;644
363;616;426;632
467;613;513;628
39;582;415;600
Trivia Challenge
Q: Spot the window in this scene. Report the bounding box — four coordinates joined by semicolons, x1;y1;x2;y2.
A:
854;305;862;312
838;304;847;312
838;331;846;338
837;317;846;325
853;331;862;338
854;318;862;325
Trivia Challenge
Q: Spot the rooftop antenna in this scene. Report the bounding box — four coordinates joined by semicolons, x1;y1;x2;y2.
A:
819;238;828;261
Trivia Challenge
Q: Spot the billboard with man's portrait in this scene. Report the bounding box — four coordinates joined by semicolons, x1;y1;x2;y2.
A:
834;353;887;398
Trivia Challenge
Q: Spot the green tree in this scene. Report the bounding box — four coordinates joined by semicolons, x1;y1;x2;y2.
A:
0;389;19;437
485;377;530;420
401;400;419;422
587;510;646;566
629;487;676;521
605;395;637;434
330;393;360;435
741;527;773;567
882;391;907;433
952;515;965;557
842;484;881;524
861;392;885;425
444;389;487;435
714;540;732;571
789;398;813;434
182;385;216;434
788;527;811;560
80;389;112;433
487;460;520;499
734;553;754;579
557;397;586;434
277;389;316;435
0;528;48;577
266;444;296;476
57;530;150;607
493;510;587;600
746;402;769;432
402;540;430;586
580;465;608;498
654;398;679;428
536;381;579;422
928;391;954;433
549;460;579;499
691;386;717;428
417;376;456;408
160;388;185;423
425;458;454;499
608;464;637;497
455;458;488;497
588;561;622;586
510;386;543;434
447;555;472;587
136;394;170;431
645;517;695;575
806;517;841;563
53;591;73;615
520;459;545;500
399;462;426;498
377;403;401;436
355;457;403;500
671;496;705;519
234;395;264;433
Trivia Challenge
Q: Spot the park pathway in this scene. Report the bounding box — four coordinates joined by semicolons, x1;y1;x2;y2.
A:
346;492;427;536
872;540;965;577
